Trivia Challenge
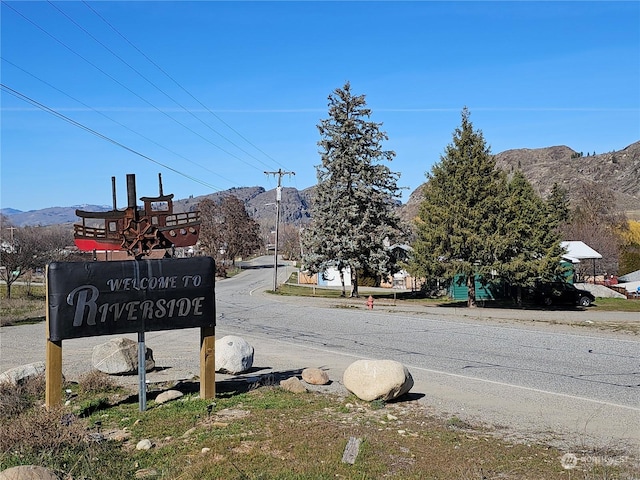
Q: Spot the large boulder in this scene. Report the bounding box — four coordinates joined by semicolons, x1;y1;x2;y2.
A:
215;335;254;374
343;359;413;402
0;362;46;385
92;338;155;375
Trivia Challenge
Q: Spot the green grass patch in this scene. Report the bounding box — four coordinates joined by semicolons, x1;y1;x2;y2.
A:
592;297;640;312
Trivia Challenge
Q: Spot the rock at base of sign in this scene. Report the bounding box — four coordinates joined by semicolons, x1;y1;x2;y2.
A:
0;361;46;386
155;389;184;404
215;335;254;374
280;376;308;393
301;367;330;385
92;338;155;375
0;465;60;480
342;359;413;402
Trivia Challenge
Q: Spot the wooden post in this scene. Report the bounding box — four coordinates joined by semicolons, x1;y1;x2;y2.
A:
200;326;215;399
45;340;62;408
45;268;62;408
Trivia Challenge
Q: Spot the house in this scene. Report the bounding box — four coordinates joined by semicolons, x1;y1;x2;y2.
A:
618;270;640;283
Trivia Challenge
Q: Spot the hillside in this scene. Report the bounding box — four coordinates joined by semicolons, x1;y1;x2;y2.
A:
3;141;638;227
399;141;640;223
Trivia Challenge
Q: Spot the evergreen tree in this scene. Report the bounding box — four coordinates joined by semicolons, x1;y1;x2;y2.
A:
546;182;570;226
303;82;404;297
410;108;506;307
410;109;564;307
498;171;564;304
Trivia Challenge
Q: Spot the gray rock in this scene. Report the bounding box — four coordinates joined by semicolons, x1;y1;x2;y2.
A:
136;438;153;450
92;338;155;375
134;468;159;479
0;361;45;385
155;389;183;404
280;376;308;393
0;465;59;480
215;335;254;374
342;359;413;402
301;367;330;385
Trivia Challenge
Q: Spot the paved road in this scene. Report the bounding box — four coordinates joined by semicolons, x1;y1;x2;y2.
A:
1;256;638;454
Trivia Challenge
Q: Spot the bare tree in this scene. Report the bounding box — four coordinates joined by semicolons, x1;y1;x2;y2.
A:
0;217;72;298
278;223;302;262
561;181;626;278
198;196;262;275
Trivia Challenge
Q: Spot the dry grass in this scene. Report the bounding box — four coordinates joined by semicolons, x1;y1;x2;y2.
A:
0;284;46;327
0;374;45;418
77;370;121;395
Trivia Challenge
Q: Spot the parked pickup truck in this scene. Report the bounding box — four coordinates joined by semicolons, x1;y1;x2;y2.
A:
529;281;595;307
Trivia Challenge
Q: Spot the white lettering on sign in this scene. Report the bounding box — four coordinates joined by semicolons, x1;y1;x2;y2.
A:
105;275;202;291
67;285;205;327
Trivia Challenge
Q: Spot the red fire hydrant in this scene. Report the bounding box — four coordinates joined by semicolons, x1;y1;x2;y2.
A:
366;295;374;310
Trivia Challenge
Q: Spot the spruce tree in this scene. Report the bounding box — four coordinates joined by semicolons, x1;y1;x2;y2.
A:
546;182;570;226
410;108;505;306
303;82;404;297
411;109;564;307
498;171;564;304
411;107;506;306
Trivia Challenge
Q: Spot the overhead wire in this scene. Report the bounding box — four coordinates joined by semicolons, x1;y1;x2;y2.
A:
50;0;284;172
3;2;272;176
0;56;240;189
1;83;223;192
81;0;289;171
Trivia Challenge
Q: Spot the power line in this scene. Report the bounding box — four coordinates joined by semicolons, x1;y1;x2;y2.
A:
1;56;239;189
50;0;281;173
81;0;288;171
1;83;223;192
3;1;270;173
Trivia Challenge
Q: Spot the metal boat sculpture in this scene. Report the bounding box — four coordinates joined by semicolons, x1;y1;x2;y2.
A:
74;173;200;257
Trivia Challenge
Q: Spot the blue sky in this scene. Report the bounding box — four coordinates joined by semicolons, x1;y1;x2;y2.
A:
2;1;639;212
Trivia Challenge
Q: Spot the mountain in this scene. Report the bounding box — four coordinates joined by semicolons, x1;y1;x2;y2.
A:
4;141;638;227
399;141;640;223
174;186;313;226
1;205;112;227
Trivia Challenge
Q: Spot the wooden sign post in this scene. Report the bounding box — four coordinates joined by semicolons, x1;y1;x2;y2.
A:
45;256;216;409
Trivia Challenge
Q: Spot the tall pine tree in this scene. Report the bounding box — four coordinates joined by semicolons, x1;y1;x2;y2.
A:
410;108;505;307
411;108;564;306
303;82;404;297
497;171;565;304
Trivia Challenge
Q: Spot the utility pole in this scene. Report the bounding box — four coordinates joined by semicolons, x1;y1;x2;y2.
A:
264;169;295;291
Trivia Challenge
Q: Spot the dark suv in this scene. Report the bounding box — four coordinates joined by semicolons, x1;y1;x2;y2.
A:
529;281;595;307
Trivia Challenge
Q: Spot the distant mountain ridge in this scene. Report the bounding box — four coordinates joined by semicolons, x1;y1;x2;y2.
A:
1;205;112;227
4;141;639;227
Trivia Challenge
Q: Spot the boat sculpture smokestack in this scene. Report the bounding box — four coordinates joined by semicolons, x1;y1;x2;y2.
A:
111;176;117;210
126;174;137;209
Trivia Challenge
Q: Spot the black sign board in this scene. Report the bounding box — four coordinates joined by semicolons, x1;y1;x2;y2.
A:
47;257;215;342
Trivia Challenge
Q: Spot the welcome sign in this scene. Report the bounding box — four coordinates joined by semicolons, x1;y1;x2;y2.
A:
47;257;215;341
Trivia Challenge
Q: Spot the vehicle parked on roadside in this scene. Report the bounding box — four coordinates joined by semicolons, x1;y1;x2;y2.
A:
528;280;595;307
